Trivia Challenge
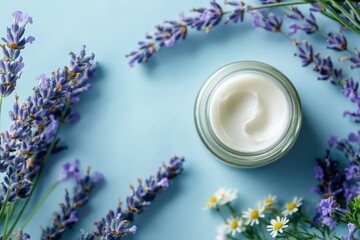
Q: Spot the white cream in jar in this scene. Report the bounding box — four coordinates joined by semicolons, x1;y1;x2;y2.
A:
194;61;302;168
209;73;290;152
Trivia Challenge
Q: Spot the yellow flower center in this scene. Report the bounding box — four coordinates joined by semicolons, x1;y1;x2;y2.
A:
207;196;217;207
230;220;238;229
250;210;259;219
287;202;296;211
274;222;284;230
265;198;273;205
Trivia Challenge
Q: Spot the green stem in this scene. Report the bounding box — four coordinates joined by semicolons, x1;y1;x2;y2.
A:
226;203;238;217
318;0;360;35
257;224;268;240
0;187;11;223
253;227;263;240
248;0;318;10
5;124;63;237
8;199;19;221
3;205;11;236
20;182;59;230
329;0;360;30
345;0;360;22
320;10;339;22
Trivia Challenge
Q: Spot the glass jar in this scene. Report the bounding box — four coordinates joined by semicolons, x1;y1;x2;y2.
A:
194;61;302;168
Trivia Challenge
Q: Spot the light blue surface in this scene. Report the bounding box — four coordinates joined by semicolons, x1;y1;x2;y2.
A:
0;1;357;239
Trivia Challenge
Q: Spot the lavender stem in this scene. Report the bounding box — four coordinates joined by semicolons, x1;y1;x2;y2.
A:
0;187;11;222
3;204;11;236
5;121;64;237
329;0;360;30
21;182;59;230
318;0;360;35
248;0;317;10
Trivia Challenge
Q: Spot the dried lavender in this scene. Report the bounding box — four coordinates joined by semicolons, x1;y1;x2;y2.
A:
0;11;34;98
41;161;103;240
80;156;185;239
0;46;96;238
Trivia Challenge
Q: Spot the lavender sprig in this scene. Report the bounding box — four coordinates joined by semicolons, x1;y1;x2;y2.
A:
313;133;360;229
293;39;360;122
126;2;247;67
0;11;34;98
1;46;96;237
41;161;103;240
80;156;185;239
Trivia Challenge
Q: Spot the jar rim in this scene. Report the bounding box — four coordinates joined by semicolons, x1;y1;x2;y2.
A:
194;61;302;168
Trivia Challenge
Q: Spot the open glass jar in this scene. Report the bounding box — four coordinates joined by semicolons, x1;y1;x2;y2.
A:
194;61;302;168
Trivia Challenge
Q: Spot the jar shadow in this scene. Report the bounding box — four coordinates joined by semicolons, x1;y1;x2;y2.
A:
226;112;323;199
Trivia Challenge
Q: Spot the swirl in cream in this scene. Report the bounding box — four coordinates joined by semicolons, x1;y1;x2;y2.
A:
209;73;290;152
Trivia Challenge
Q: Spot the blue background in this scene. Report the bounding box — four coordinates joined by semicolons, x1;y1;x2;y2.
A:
0;0;357;239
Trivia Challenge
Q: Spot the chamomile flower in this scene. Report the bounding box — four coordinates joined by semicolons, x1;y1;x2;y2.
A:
264;194;276;207
242;203;265;226
267;216;289;238
225;216;246;237
216;188;238;205
215;224;228;240
205;188;237;209
206;195;220;209
282;196;303;216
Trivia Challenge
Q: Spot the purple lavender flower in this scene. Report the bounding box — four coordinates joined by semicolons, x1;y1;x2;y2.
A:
343;182;359;201
314;165;324;180
0;11;34;97
0;46;96;212
313;55;335;81
288;12;318;35
126;2;225;67
224;1;245;24
189;2;223;32
344;78;359;103
57;159;80;182
313;151;346;203
327;33;347;51
310;3;324;12
342;223;357;240
80;156;185;239
322;216;337;230
345;162;360;180
41;165;103;240
286;7;304;20
343;104;360;123
318;196;336;216
295;40;313;67
250;10;282;32
315;197;337;230
349;49;360;69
